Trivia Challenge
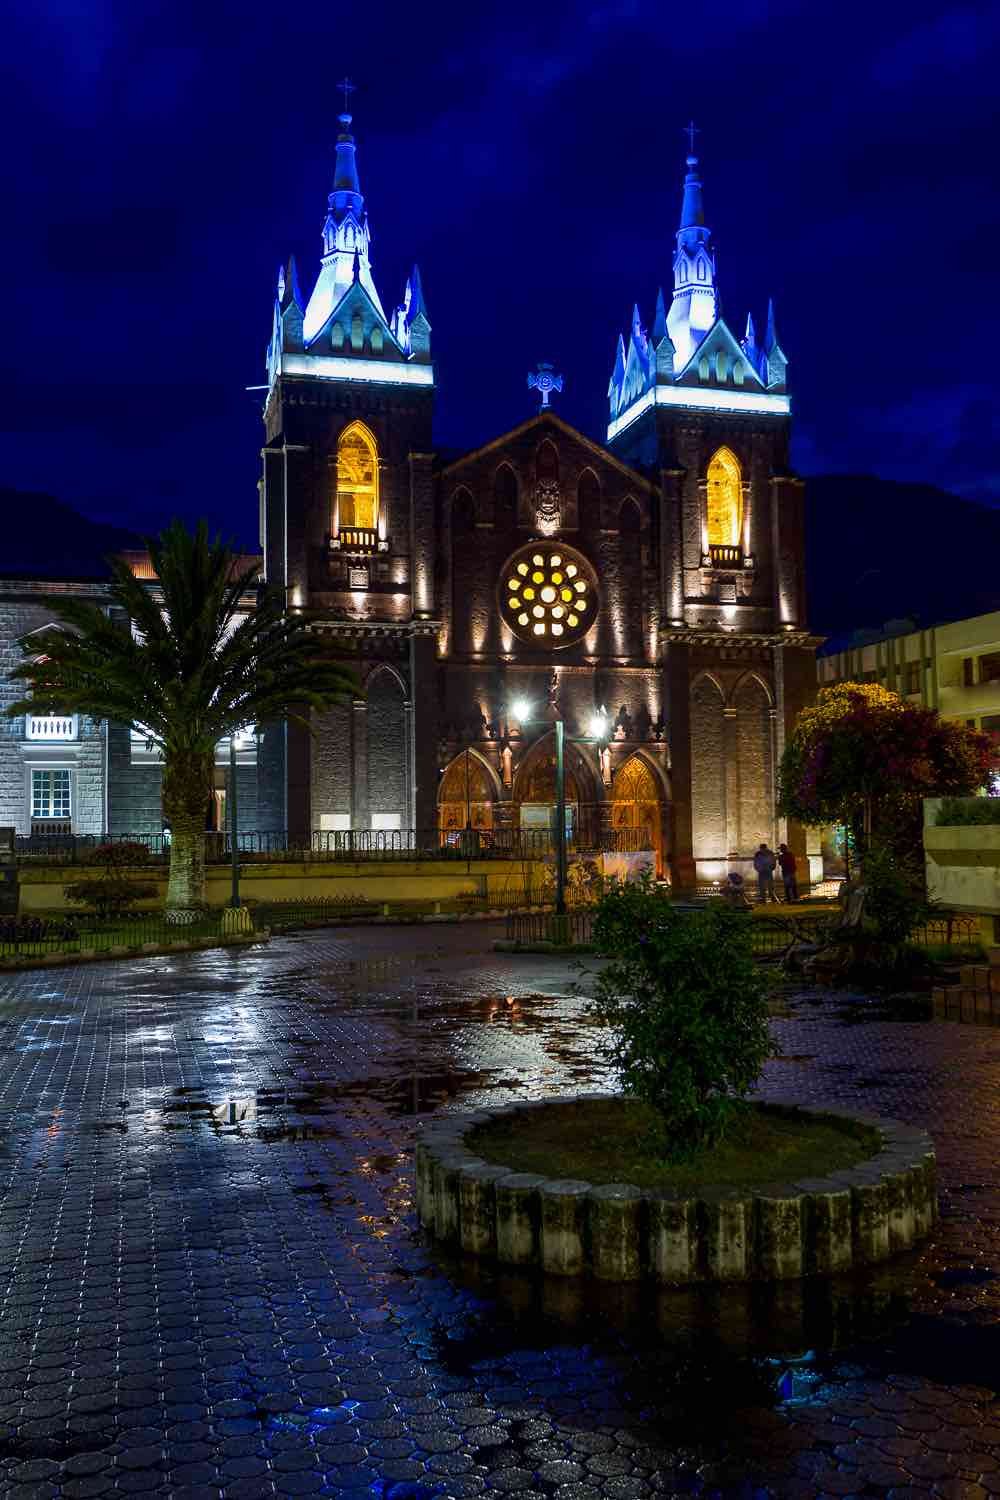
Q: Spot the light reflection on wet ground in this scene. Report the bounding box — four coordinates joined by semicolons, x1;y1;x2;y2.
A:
0;926;999;1496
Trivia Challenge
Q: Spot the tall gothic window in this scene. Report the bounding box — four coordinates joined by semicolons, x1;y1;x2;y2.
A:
706;446;742;549
336;422;378;531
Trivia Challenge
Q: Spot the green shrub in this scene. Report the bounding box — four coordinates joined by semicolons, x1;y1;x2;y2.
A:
859;844;930;948
936;796;1000;826
64;876;159;919
588;879;772;1157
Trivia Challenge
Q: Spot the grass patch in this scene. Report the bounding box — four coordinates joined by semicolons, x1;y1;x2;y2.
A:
467;1098;878;1192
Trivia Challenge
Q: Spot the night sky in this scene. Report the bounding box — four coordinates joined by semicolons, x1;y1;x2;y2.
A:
3;0;998;549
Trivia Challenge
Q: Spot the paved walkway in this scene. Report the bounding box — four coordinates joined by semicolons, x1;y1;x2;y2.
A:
0;925;999;1499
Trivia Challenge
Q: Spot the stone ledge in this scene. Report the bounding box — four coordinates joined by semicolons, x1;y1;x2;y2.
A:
415;1094;937;1284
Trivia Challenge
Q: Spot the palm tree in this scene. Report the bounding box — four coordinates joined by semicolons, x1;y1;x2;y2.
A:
7;520;357;920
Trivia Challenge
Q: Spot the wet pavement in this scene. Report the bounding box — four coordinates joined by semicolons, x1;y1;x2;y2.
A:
1;924;1000;1499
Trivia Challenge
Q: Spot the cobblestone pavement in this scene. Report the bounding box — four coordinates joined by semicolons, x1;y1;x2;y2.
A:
1;924;1000;1500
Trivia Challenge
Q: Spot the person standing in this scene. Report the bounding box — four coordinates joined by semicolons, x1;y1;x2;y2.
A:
753;842;779;903
778;842;799;904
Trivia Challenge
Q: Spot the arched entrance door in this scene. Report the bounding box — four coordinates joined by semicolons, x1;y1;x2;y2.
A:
513;732;596;847
611;755;665;875
438;752;495;840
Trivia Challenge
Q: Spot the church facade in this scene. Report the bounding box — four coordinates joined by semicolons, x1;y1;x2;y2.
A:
259;110;819;886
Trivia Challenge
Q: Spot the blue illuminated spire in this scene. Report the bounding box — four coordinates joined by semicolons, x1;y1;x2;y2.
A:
667;130;717;372
764;298;788;390
652;287;668;342
303;107;387;344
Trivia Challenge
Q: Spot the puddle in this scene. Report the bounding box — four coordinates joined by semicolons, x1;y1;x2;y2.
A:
932;1265;999;1287
334;1068;508;1116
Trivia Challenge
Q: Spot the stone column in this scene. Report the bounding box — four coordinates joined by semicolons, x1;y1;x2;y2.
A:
409;632;439;837
351;699;369;831
723;705;739;858
286;713;312;841
660;467;686;626
665;643;695;889
408;453;436;619
284;444;312;610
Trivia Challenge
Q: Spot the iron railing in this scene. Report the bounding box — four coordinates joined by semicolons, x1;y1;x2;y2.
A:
0;911;225;960
14;823;650;865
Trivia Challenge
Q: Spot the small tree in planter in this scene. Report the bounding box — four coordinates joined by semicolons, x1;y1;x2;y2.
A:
64;841;159;921
589;879;772;1156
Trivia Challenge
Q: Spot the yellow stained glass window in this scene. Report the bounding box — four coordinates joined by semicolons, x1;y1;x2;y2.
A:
336;422;378;532
706;446;742;548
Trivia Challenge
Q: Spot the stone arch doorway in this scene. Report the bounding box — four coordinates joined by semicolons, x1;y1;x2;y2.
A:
611;754;665;875
513;731;597;845
438;750;496;837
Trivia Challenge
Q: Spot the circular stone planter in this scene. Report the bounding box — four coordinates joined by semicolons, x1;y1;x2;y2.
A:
415;1095;937;1283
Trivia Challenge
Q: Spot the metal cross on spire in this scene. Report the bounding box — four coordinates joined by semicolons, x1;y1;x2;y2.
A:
684;119;699;155
337;76;356;113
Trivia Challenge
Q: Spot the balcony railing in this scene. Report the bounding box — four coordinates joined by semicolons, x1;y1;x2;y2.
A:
703;544;751;568
26;713;77;741
331;527;379;554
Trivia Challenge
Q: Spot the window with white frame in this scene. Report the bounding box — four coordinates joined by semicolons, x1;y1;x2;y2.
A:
32;769;71;819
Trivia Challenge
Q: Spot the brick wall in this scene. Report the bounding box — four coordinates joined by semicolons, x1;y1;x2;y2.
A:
367;669;406;821
107;724;163;835
311;704;353;822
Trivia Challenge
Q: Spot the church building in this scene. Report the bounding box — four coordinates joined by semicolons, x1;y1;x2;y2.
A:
259;109;819;886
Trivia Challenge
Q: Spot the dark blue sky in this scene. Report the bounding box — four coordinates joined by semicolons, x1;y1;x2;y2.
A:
3;0;998;548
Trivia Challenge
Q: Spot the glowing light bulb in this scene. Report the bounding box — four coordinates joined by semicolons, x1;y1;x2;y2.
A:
540;586;556;603
517;613;529;626
507;576;520;590
533;622;546;635
517;562;529;575
550;554;561;566
532;554;544;566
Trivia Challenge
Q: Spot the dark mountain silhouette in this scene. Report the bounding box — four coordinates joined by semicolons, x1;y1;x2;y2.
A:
2;476;996;649
805;474;1000;648
0;489;141;579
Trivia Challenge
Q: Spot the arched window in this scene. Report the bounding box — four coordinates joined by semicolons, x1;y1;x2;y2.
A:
536;439;559;483
494;464;518;526
715;351;728;382
698;356;710;382
336;422;379;531
577;469;601;532
706;447;742;549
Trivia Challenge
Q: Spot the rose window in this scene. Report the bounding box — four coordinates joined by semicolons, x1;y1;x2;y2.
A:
498;544;598;646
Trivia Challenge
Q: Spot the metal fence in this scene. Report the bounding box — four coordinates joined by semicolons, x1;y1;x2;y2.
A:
14;824;650;865
505;907;982;956
0;911;224;960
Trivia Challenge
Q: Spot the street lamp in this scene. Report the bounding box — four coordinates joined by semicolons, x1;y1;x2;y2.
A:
509;697;610;917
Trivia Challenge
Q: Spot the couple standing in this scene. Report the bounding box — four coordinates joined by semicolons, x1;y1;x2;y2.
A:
753;842;798;903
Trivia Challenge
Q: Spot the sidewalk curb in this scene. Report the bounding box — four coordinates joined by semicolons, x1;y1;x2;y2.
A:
0;929;270;972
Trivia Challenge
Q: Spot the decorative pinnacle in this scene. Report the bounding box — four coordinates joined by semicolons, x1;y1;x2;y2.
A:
337;76;356;113
527;361;564;409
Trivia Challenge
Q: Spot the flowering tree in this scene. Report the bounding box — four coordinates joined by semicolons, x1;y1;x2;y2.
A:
778;682;993;859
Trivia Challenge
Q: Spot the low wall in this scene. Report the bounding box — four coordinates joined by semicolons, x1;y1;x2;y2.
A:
16;857;549;913
924;820;1000;922
417;1096;937;1284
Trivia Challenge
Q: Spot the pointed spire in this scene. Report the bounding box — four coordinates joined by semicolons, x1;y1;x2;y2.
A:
763;298;788;389
608;332;627;408
352;248;360;283
333;112;362;199
279;254;303;312
652;287;668;342
744;310;757;347
407;263;428;323
679;150;705;241
632;302;643;339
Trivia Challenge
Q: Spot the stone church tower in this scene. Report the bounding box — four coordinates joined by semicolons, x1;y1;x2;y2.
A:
258;112;816;888
260;108;439;837
606;141;817;885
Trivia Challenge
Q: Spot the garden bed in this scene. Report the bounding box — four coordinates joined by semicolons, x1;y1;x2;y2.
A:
466;1098;877;1193
416;1094;937;1284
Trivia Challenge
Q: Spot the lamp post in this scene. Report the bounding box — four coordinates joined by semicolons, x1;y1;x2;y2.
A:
229;731;240;909
511;697;609;919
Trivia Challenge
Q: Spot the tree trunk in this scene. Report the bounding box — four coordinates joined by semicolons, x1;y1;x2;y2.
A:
162;751;213;923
